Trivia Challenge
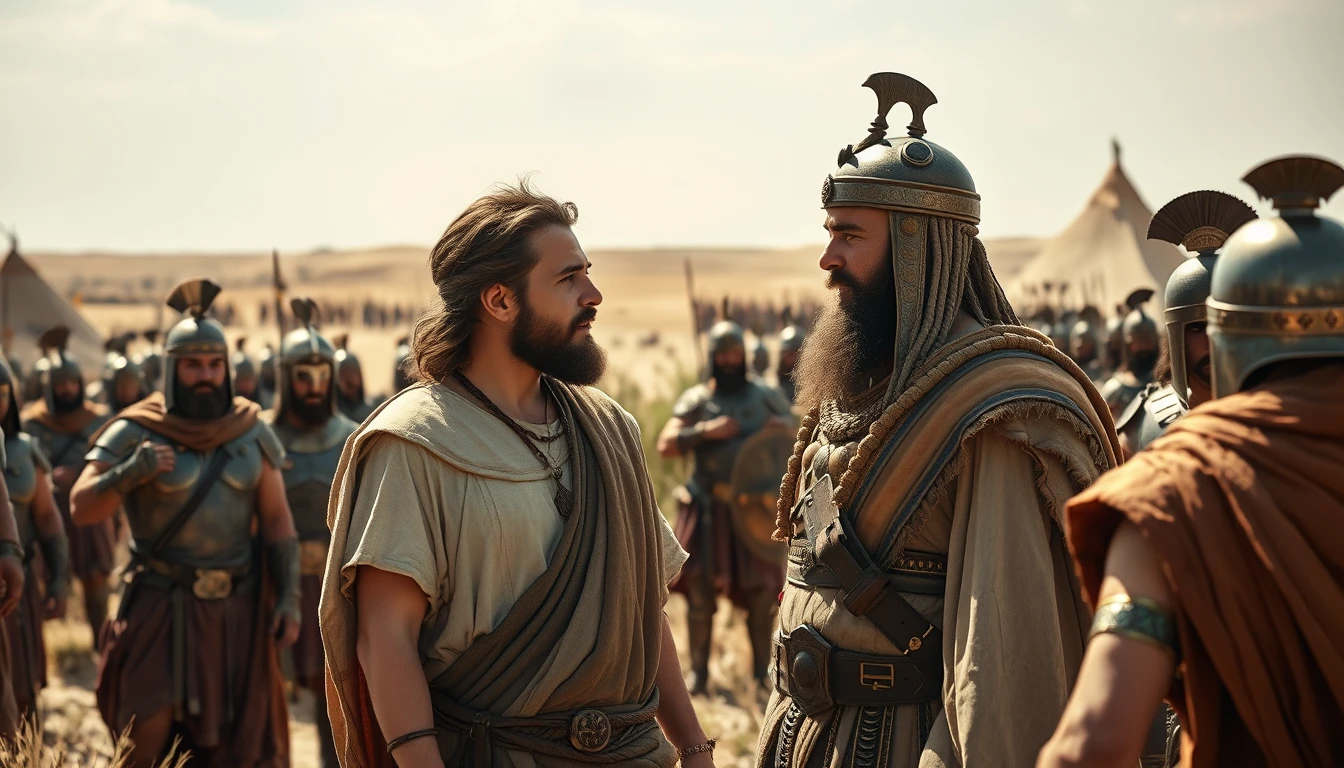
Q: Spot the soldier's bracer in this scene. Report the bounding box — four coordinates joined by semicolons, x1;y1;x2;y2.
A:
676;423;707;453
267;537;302;624
94;441;162;496
1089;594;1179;657
39;532;71;599
0;539;22;564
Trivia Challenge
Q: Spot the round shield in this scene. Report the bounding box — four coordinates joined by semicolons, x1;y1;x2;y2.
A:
727;421;797;565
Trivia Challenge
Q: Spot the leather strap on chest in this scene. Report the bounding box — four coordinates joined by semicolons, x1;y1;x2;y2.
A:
148;447;234;558
799;476;941;666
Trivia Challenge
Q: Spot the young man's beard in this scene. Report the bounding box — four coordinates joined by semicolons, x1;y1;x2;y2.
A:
291;394;330;426
510;300;607;386
793;262;898;410
173;380;231;420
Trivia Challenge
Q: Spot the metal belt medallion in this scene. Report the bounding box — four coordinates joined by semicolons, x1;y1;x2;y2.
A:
192;569;233;600
569;709;612;753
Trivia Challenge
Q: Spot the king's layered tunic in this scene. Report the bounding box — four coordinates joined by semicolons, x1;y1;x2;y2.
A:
321;382;687;768
760;329;1119;768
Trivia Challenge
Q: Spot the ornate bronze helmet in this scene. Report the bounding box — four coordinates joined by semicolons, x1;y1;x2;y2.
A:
333;333;364;401
1120;288;1160;361
0;349;21;436
276;297;337;420
37;326;84;413
1149;190;1258;407
822;72;1018;403
1208;155;1344;397
163;278;232;411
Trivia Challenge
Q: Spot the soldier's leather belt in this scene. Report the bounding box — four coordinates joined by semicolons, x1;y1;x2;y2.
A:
139;558;253;600
787;543;947;597
772;624;939;716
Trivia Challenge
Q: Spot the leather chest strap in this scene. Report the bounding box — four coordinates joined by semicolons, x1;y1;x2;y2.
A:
148;447;233;557
800;477;942;667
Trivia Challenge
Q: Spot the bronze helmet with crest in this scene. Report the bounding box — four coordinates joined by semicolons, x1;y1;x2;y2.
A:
277;297;337;419
1208;155;1344;397
163;278;232;411
820;71;1019;421
1148;190;1258;407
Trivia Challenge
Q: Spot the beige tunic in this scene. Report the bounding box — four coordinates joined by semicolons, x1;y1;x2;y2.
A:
765;415;1097;768
337;384;688;688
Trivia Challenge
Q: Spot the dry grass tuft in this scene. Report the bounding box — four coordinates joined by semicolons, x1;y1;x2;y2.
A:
0;715;191;768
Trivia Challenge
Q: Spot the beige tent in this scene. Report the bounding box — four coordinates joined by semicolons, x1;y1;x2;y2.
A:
1;241;105;372
1007;146;1185;314
983;236;1047;282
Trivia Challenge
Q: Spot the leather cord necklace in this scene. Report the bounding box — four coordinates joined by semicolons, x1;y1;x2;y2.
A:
451;371;575;518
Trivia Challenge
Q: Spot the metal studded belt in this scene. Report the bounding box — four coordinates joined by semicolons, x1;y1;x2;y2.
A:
772;624;940;716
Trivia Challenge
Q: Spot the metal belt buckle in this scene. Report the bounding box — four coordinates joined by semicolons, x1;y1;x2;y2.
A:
192;569;233;600
300;540;329;576
859;662;896;691
569;709;612;753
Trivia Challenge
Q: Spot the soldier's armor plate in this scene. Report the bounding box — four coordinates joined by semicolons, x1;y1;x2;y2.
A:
87;418;284;570
676;379;792;485
1101;372;1149;416
4;433;49;550
266;413;357;541
25;414;107;469
727;421;797;564
1116;383;1187;453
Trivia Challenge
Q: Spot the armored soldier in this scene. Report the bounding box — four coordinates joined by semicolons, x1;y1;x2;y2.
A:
134;329;164;393
231;337;264;405
750;332;771;379
657;313;793;694
20;326;114;648
101;354;151;413
1;355;70;722
757;72;1118;768
1100;289;1161;418
261;299;357;768
777;312;804;404
69;279;300;768
332;334;377;423
1046;157;1344;768
1069;306;1107;383
1115;191;1258;459
258;343;278;407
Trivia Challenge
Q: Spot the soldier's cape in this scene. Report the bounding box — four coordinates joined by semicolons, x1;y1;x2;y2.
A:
19;398;108;437
87;391;260;453
1065;363;1344;768
320;382;676;768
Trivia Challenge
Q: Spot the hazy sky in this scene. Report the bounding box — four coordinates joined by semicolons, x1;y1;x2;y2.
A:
2;0;1341;252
